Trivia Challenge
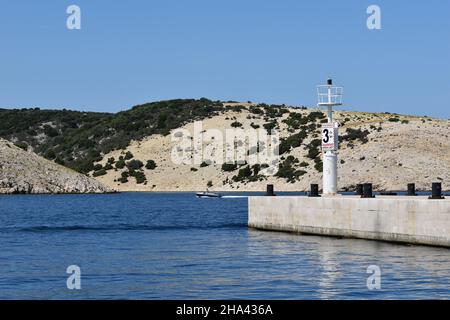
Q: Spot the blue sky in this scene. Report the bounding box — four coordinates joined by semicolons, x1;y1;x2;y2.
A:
0;1;449;118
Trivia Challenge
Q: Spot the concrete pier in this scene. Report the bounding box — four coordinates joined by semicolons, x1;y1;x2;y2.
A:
248;196;450;248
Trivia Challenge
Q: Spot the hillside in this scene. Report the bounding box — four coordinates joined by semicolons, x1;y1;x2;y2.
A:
89;103;450;192
0;99;225;173
1;99;449;192
0;138;113;194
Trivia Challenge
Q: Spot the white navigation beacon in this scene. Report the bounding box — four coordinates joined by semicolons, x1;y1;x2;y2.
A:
317;78;343;196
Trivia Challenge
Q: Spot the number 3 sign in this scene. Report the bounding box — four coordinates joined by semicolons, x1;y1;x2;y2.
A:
321;123;338;151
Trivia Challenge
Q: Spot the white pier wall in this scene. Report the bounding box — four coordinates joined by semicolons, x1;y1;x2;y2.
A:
248;196;450;247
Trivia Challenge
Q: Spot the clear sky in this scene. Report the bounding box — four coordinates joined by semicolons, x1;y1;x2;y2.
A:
0;1;449;118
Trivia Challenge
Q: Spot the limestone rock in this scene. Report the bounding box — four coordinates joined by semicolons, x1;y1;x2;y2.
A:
0;138;115;194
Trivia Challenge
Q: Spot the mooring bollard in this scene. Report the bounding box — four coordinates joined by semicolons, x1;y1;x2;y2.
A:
266;184;275;197
356;184;363;196
429;182;445;200
309;184;320;197
407;183;416;196
361;183;375;198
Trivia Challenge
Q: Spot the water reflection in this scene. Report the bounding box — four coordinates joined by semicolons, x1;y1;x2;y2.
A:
247;229;450;299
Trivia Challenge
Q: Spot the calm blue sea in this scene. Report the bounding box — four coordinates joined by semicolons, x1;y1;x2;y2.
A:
0;192;449;300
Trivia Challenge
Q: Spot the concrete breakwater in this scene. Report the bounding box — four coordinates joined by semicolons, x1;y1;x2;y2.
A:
248;196;450;248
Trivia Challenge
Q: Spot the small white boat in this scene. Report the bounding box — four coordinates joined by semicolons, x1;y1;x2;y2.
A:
196;190;222;198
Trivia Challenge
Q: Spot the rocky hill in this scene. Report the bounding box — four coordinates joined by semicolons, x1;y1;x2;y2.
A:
0;138;114;194
0;99;225;173
89;103;450;192
1;99;449;192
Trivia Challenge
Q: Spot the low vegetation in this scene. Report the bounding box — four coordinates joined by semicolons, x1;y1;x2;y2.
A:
231;164;266;183
0;99;224;174
340;128;370;144
276;156;307;183
145;160;157;170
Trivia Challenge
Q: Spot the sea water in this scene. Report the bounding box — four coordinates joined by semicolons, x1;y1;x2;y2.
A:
0;192;449;299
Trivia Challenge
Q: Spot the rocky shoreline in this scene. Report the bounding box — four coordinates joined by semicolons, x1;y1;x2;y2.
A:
0;138;115;194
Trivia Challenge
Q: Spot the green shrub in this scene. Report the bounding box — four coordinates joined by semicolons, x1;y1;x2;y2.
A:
45;149;56;160
73;161;95;174
231;121;243;128
276;157;306;183
132;171;147;184
126;159;144;170
231;165;260;183
27;129;37;136
249;106;264;115
279;130;307;155
310;138;321;148
124;151;134;160
251;164;261;176
314;158;323;172
263;105;288;118
238;166;252;179
307;123;318;132
222;162;238;172
157;113;168;129
263;121;277;133
118;176;128;183
104;163;113;170
93;169;107;177
286;155;299;164
340;128;370;144
115;159;126;169
93;164;103;171
307;111;326;122
15;141;28;151
200;161;209;168
43;125;59;137
307;147;320;160
283;112;303;130
145;160;157;170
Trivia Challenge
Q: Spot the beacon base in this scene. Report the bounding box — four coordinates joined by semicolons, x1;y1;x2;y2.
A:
323;152;338;196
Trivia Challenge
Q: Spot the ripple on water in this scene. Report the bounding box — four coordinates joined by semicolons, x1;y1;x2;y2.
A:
0;192;449;299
